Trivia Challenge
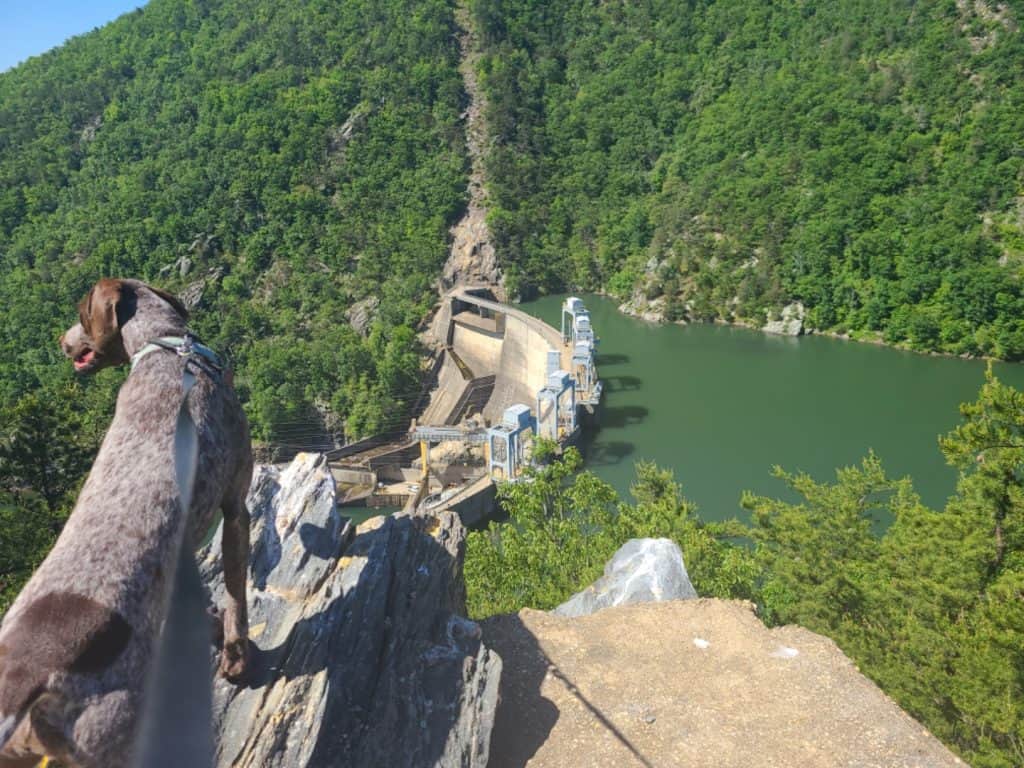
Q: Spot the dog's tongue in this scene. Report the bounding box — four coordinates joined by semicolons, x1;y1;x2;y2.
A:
74;350;96;370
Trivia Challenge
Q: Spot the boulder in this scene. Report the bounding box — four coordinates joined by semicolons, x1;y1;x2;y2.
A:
552;538;697;617
345;296;380;337
618;294;667;324
763;301;805;336
199;453;502;768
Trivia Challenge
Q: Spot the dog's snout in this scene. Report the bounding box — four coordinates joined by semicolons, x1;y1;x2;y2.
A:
59;331;78;358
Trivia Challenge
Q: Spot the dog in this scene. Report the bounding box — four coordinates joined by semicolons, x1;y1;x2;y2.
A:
0;278;252;768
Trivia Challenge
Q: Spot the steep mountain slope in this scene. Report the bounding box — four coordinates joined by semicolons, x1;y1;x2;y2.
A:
0;0;468;443
472;0;1024;357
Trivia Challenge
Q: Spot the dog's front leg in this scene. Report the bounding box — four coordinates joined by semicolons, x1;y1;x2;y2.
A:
218;493;250;682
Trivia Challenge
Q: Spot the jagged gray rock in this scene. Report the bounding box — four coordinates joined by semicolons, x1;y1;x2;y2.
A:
328;107;369;156
442;205;503;294
553;538;697;617
345;295;380;337
199;453;501;768
173;266;224;311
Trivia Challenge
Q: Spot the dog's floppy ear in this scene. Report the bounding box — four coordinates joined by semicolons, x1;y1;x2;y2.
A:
77;292;92;331
148;285;189;321
81;279;125;342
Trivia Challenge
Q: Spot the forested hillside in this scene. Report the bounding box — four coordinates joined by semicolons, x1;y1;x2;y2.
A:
471;0;1024;357
0;0;467;445
1;0;467;605
2;2;1023;764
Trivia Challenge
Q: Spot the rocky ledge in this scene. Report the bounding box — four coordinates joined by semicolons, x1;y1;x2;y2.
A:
483;600;962;768
762;301;806;336
198;455;961;768
199;453;501;767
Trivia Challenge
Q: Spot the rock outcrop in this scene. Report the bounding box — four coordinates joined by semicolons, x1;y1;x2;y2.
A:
553;538;696;617
763;301;805;336
192;455;968;768
618;294;667;324
345;295;380;337
199;453;501;768
443;205;503;294
440;2;504;299
483;600;963;768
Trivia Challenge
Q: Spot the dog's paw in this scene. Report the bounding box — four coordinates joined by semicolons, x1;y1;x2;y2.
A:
219;638;249;683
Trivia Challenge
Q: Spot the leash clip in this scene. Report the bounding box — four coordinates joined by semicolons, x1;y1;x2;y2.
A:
178;335;195;359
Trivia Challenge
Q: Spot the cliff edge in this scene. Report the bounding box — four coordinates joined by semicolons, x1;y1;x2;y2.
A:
199;453;501;767
199;454;962;767
483;601;962;768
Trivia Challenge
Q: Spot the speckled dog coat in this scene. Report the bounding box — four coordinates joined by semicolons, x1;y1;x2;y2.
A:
0;279;252;768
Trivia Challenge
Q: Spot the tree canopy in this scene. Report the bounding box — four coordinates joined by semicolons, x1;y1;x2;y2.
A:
0;0;469;612
471;0;1024;357
2;3;1024;763
0;0;469;449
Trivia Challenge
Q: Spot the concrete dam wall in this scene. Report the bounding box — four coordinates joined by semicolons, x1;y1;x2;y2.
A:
335;288;598;521
420;288;567;429
479;307;561;425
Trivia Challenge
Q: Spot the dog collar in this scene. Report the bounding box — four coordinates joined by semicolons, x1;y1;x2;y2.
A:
131;335;223;373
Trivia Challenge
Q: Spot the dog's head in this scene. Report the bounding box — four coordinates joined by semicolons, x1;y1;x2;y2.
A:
60;279;188;374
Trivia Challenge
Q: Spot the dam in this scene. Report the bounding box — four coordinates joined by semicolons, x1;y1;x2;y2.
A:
329;287;601;524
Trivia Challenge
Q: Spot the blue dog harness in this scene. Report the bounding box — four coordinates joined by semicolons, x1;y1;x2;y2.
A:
130;334;224;377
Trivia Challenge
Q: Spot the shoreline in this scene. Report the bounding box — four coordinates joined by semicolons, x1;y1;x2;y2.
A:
604;291;1014;365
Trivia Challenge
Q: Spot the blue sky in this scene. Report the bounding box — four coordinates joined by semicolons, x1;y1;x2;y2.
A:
1;0;147;72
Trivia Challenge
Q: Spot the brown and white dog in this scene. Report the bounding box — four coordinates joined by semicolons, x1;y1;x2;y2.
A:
0;278;252;768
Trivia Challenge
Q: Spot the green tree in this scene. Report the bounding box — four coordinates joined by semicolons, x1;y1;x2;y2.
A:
0;383;109;611
939;366;1024;577
744;372;1024;767
742;455;890;629
465;450;756;617
0;0;469;458
0;387;103;513
472;0;1024;357
0;494;59;611
465;447;620;616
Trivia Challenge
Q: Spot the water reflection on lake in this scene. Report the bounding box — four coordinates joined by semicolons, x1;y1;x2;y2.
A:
523;294;1024;523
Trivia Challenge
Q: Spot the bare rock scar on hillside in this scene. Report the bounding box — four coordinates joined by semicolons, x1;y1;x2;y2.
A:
441;2;504;298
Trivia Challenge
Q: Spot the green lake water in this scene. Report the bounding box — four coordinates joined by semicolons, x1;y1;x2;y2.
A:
522;294;1024;523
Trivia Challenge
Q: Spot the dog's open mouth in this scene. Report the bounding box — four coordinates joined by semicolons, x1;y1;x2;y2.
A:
74;349;97;371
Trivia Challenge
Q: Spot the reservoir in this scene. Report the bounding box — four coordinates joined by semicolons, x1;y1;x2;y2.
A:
522;294;1024;523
